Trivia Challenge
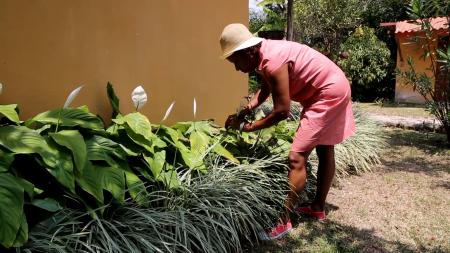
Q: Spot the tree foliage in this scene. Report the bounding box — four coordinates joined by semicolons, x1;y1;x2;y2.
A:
293;0;366;58
249;9;266;34
256;0;286;32
362;0;410;27
338;26;391;88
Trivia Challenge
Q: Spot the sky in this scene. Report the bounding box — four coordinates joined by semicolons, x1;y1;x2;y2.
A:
249;0;263;12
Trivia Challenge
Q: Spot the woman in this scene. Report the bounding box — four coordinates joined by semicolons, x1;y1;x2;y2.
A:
220;23;356;240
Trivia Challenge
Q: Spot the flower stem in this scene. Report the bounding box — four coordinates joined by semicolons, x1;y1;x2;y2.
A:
55;108;62;133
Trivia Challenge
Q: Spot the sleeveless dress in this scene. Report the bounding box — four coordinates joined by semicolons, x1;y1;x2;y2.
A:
257;39;356;152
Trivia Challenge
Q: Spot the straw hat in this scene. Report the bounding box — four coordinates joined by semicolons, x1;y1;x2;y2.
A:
220;23;264;59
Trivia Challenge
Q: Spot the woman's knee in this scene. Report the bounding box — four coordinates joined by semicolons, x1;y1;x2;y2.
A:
288;151;309;171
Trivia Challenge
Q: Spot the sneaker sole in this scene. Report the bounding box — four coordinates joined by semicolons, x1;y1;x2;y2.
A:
259;227;293;241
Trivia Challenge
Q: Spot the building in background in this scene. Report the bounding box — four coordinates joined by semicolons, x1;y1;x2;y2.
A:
382;17;449;104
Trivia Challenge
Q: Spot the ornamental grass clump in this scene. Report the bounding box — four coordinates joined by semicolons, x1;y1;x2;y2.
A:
20;158;288;253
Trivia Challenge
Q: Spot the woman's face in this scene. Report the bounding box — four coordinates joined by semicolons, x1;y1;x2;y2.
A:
227;48;259;73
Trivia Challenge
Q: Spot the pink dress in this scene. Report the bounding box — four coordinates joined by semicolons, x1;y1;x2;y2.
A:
257;39;356;152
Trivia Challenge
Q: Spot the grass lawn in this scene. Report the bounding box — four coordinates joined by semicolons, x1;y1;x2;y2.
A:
356;102;433;118
250;128;450;253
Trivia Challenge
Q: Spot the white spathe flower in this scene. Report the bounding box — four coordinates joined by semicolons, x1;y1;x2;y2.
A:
193;97;197;118
161;101;176;122
131;85;147;110
63;85;84;108
0;83;3;95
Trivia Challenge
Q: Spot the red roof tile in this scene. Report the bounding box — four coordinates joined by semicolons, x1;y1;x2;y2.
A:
395;17;448;33
395;17;448;34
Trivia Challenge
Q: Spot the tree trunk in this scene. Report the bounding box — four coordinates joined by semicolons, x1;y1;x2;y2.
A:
286;0;294;41
446;124;450;147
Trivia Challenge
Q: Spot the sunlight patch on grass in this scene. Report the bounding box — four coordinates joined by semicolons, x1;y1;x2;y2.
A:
357;102;433;118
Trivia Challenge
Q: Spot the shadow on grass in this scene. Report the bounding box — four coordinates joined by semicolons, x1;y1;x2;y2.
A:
381;128;450;175
374;102;427;109
434;180;450;191
248;217;448;253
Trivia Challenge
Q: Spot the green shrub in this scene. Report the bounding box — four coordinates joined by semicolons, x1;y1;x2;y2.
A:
338;26;391;88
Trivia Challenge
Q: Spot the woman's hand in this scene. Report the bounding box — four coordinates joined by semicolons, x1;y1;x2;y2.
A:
225;114;244;130
236;105;252;120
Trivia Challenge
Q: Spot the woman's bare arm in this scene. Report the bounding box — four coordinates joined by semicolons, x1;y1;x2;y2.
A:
243;64;290;131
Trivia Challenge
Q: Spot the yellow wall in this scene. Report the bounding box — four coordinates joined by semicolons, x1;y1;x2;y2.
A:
0;0;248;125
396;35;437;103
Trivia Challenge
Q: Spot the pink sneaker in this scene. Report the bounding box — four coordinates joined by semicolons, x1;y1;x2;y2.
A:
258;220;293;241
295;206;326;221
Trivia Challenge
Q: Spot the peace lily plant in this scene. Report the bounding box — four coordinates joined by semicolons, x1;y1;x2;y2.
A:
55;85;84;132
162;101;176;122
193;97;197;119
63;86;84;109
131;85;147;111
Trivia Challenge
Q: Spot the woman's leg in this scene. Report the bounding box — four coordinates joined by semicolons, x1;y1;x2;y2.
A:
311;145;335;211
283;150;312;222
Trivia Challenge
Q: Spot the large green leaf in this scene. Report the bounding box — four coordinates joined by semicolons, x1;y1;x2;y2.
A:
212;143;240;164
124;171;149;205
0;104;20;124
118;143;139;157
107;82;121;118
143;152;181;188
155;126;200;170
190;131;210;155
76;162;125;204
114;113;166;152
30;106;103;129
157;125;180;146
76;162;104;203
50;130;87;175
101;164;126;203
124;128;156;153
0;126;50;155
0;149;14;172
172;121;217;136
31;198;62;212
171;122;192;134
45;139;75;192
192;121;219;136
12;213;28;247
157;164;180;189
0;126;75;191
0;173;24;248
176;141;202;170
113;113;153;138
189;131;210;172
15;177;34;199
144;151;166;179
85;135;127;165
